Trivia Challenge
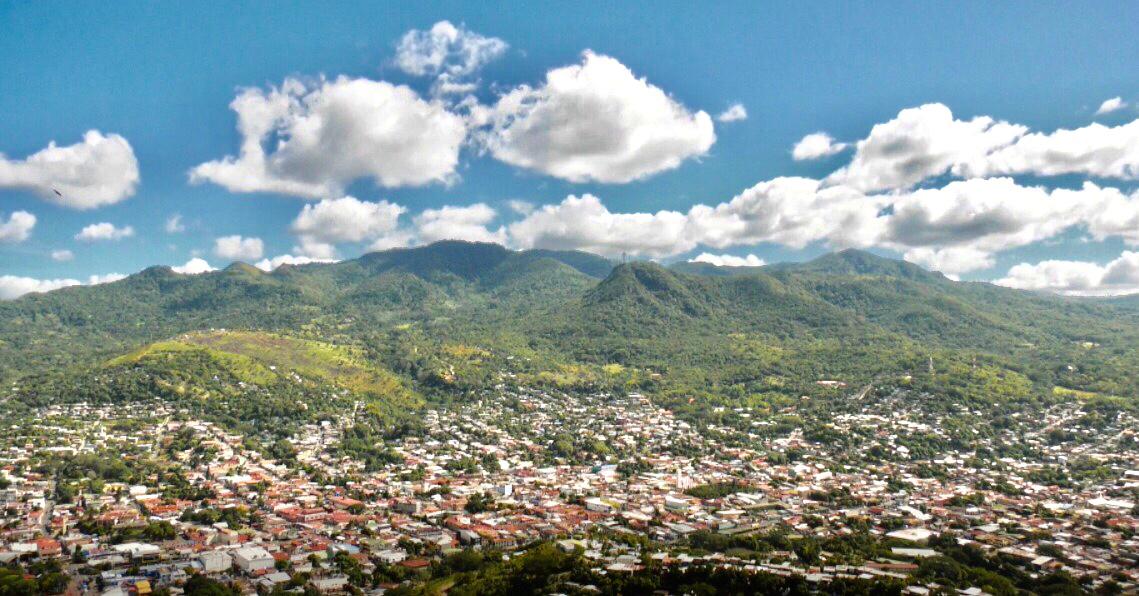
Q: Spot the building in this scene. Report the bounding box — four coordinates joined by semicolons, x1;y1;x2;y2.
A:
233;546;275;573
199;551;232;574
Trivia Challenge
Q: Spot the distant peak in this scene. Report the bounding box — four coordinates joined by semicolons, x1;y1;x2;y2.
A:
224;262;263;275
802;249;941;280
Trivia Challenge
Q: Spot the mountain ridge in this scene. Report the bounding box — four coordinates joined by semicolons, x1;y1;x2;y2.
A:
3;241;1139;412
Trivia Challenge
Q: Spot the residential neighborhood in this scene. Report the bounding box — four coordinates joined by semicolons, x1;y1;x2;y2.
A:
1;385;1135;594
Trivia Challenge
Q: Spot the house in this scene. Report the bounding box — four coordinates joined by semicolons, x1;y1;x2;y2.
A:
199;551;232;574
233;545;275;573
35;538;62;558
309;575;349;593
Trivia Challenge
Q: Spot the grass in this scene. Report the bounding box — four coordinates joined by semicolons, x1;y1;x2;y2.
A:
107;330;420;405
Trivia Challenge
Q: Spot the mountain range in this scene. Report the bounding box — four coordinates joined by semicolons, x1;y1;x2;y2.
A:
3;241;1137;430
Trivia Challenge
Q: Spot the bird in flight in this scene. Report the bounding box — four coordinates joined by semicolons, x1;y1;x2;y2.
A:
52;188;63;198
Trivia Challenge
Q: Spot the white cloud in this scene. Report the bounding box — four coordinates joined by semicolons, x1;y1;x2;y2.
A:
165;214;185;233
687;177;885;250
395;20;507;77
413;203;505;244
716;103;748;123
689;252;764;267
0;130;140;209
508;194;692;257
876;178;1139;274
289;196;406;257
254;254;335;272
0;272;124;300
974;119;1139;180
0;211;35;244
1095;96;1127;116
293;238;341;260
902;247;994;276
50;249;74;262
88;273;126;285
213;235;264;261
75;222;134;242
365;231;415;253
498;175;1139;275
792;132;847;160
0;276;80;300
995;251;1139;296
484;51;715;183
503;180;880;260
190;76;467;197
394;20;507;97
883;178;1078;252
171;257;216;275
822;103;1139;190
825;103;1027;192
506;199;534;215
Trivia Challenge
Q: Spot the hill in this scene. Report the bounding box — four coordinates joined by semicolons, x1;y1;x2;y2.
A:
15;330;421;440
3;241;1139;427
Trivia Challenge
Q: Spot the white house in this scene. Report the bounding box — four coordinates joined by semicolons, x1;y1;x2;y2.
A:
233;545;274;573
199;551;232;574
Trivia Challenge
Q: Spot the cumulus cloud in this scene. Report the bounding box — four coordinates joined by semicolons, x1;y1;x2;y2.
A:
395;20;507;77
503;181;880;259
165;214;185;233
293;238;342;259
0;131;140;209
0;276;80;300
289;196;406;257
50;249;74;262
902;247;994;277
0;211;35;244
1095;96;1127;116
995;251;1139;296
190;76;467;197
508;194;692;257
689;253;765;267
823;103;1139;190
394;20;507;96
213;235;264;261
254;254;335;272
716;103;748;123
89;273;127;285
506;200;534;215
0;272;125;300
974;119;1139;180
687;177;885;251
171;257;216;275
500;175;1139;275
825;103;1027;192
792;132;847;160
288;196;509;254
869;178;1139;274
484;51;715;183
881;178;1083;252
413;203;505;244
365;231;416;253
75;222;134;242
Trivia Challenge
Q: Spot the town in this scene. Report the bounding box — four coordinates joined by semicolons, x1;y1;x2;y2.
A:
1;383;1136;594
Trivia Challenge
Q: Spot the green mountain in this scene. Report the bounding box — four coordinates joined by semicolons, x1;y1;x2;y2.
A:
3;241;1138;433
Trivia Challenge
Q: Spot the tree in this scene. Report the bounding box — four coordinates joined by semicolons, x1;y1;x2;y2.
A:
183;574;239;596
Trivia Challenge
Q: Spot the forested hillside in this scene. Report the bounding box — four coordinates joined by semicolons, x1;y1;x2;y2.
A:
3;241;1138;432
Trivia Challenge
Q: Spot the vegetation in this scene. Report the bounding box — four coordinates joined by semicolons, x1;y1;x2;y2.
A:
3;241;1138;442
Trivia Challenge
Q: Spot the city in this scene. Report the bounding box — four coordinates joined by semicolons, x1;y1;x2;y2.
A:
2;380;1135;593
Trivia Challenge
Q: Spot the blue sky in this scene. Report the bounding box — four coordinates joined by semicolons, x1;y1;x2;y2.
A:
2;2;1139;297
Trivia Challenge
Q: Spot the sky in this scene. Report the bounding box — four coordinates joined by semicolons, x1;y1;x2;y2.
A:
2;1;1139;299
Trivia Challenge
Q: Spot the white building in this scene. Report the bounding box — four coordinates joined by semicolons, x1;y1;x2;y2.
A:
233;545;275;573
199;551;232;574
